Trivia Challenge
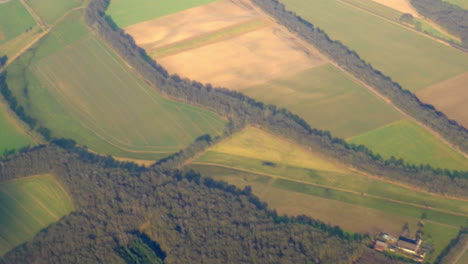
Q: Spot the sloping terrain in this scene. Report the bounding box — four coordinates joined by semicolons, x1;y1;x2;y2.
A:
0;174;73;256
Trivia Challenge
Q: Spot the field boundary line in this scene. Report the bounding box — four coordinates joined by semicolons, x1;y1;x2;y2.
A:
150;18;272;58
450;239;468;264
19;0;48;31
330;57;468;160
192;161;468;218
336;0;457;49
255;0;468;159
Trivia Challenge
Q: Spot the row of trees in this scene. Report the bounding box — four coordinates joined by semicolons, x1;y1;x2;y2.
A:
0;146;365;263
410;0;468;48
80;0;468;197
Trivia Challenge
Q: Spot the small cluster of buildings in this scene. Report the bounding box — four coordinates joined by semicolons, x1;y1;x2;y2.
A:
373;233;427;262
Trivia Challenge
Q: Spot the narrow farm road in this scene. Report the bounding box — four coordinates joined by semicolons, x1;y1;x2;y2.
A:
192;161;468;219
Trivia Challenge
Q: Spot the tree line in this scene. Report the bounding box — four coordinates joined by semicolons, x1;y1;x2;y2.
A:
410;0;468;48
0;146;366;263
79;0;468;197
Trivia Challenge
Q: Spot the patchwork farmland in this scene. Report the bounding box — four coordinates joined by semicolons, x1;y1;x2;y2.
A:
0;174;73;256
188;126;467;263
6;11;226;160
111;0;468;169
280;0;468;129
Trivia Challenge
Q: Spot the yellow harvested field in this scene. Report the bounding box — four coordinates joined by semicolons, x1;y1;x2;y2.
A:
125;0;262;52
125;0;326;89
159;26;326;89
370;0;420;17
417;72;468;128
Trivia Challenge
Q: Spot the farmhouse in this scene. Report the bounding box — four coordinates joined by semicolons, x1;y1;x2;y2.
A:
396;236;421;254
374;240;388;252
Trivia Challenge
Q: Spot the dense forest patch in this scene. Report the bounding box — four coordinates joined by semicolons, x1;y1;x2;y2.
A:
0;146;363;263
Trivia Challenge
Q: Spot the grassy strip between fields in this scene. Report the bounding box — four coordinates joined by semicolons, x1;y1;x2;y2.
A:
341;0;460;43
150;18;271;58
0;174;73;256
187;163;461;263
280;0;468;91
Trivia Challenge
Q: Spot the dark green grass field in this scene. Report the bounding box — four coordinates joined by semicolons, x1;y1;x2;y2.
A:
244;64;403;138
0;105;33;156
348;119;468;170
6;12;226;160
280;0;468;91
26;0;82;25
0;174;73;256
0;0;36;45
107;0;219;27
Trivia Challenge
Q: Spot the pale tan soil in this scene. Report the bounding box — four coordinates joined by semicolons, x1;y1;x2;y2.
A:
124;0;262;51
124;0;326;89
260;186;419;235
0;30;4;41
370;0;420;17
417;72;468;129
159;26;326;89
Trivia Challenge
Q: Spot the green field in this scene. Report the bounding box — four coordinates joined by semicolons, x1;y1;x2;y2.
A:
0;0;36;45
6;12;226;160
0;174;73;256
244;64;403;138
445;0;468;10
107;0;219;27
193;127;467;216
280;0;468;91
349;119;468;170
188;127;466;263
26;0;82;25
342;0;459;43
0;105;33;156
